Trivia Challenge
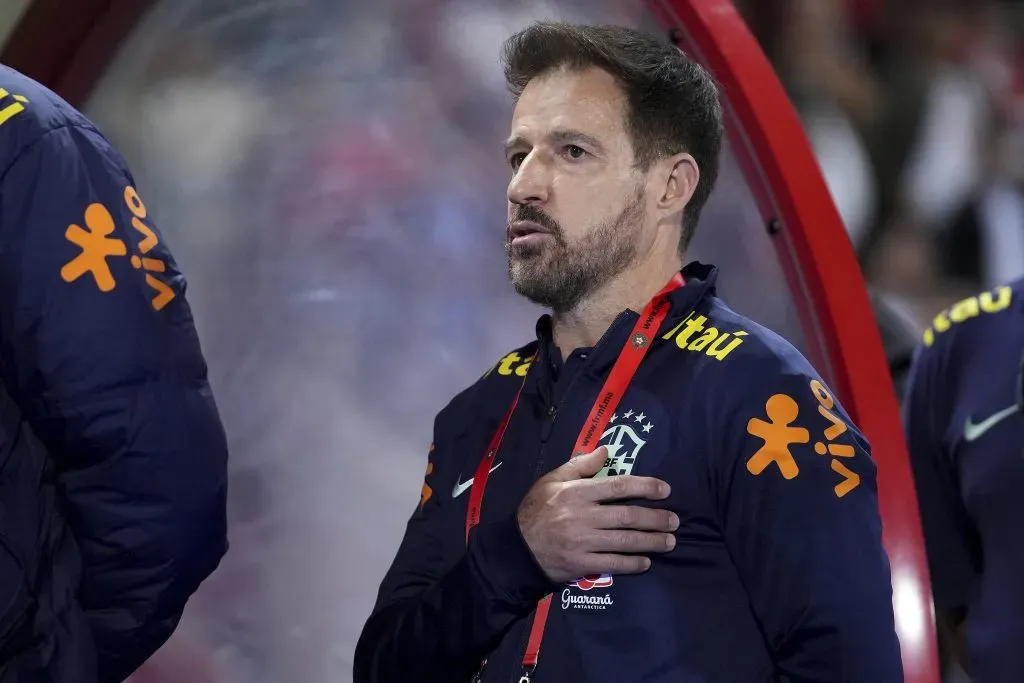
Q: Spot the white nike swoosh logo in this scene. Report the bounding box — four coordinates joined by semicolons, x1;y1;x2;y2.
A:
452;462;503;498
963;405;1018;442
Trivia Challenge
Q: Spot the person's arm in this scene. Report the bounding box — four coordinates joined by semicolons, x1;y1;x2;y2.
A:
708;352;903;682
902;336;978;671
354;416;556;683
0;124;228;682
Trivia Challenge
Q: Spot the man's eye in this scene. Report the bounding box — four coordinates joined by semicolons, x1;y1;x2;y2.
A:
565;145;587;160
509;153;527;169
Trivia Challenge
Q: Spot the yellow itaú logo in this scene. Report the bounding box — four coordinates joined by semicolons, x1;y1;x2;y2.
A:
0;88;29;128
661;312;748;360
922;286;1012;347
489;351;533;378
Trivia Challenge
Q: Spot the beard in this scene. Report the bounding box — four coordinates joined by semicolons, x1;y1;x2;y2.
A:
506;187;644;314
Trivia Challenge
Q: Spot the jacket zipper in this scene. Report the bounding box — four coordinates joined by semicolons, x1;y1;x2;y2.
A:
515;311;633;681
537;310;631;447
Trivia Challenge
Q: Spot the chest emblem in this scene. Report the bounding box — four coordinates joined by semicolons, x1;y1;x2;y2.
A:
595;409;654;477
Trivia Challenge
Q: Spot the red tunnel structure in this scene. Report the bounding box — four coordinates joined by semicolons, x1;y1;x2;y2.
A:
1;0;941;680
650;2;940;680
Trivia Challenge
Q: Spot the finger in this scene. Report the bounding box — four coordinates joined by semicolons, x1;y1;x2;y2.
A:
548;446;607;482
590;505;680;532
582;553;653;576
585;529;676;554
576;474;671;502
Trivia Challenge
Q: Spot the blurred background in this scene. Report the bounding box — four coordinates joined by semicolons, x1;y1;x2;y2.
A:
2;0;1021;681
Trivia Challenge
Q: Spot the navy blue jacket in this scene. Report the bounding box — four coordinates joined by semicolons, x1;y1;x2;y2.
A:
904;278;1024;682
355;263;902;682
0;66;228;681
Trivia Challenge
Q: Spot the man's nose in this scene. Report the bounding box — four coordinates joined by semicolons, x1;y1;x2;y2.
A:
507;153;550;206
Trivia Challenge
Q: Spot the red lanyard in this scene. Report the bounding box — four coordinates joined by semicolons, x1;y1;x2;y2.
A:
465;273;684;679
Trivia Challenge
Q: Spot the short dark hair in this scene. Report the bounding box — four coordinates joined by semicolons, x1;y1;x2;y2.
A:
501;22;723;252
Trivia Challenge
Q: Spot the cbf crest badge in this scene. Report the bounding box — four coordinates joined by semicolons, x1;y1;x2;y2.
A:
595;409;654;477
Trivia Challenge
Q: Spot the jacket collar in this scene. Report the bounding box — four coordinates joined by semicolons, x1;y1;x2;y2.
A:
532;261;719;382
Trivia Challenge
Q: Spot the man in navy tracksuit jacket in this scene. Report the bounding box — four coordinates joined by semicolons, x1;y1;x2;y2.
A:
904;279;1024;682
0;66;228;681
355;23;903;683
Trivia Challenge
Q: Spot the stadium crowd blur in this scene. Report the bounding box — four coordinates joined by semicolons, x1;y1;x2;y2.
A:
745;0;1024;313
76;0;1022;681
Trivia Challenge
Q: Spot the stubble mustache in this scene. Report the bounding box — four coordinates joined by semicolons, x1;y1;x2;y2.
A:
506;204;564;249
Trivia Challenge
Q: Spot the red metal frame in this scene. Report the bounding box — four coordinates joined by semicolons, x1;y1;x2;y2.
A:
0;0;153;105
647;1;940;680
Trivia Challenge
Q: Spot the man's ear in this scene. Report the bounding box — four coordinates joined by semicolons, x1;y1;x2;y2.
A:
656;153;699;218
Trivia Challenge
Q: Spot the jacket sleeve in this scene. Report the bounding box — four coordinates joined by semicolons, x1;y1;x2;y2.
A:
353;411;555;683
0;124;228;682
902;335;979;614
707;351;903;682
